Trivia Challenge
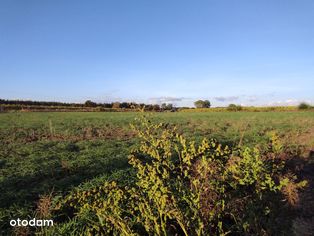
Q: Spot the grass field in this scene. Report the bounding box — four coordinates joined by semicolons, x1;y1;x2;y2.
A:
1;111;314;235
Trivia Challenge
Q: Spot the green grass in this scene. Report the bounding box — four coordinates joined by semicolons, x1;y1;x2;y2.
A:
1;111;314;234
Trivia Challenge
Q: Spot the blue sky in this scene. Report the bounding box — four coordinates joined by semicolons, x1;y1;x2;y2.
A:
1;0;313;107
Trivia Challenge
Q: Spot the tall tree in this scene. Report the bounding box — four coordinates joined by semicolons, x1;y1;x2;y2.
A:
194;100;211;108
85;100;97;107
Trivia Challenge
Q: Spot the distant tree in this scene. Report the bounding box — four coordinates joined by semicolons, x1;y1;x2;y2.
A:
129;102;138;109
227;104;242;111
146;104;154;111
203;100;211;108
152;104;161;111
194;100;203;108
160;103;174;111
112;102;121;109
194;100;211;108
85;100;97;107
161;103;167;110
227;104;237;109
139;103;145;109
120;102;129;109
298;102;311;110
166;103;173;110
103;103;112;108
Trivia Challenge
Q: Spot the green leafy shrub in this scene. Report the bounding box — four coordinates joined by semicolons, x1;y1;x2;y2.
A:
53;116;307;235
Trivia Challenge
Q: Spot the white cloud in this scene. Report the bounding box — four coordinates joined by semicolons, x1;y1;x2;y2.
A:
214;96;239;102
267;99;301;106
148;96;189;104
246;95;258;102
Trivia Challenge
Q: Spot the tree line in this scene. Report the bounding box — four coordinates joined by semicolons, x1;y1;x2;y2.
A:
0;99;178;111
2;98;242;111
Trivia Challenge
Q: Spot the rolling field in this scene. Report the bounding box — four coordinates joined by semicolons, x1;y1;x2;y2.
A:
1;111;314;235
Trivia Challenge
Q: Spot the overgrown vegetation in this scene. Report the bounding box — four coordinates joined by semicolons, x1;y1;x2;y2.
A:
48;116;312;235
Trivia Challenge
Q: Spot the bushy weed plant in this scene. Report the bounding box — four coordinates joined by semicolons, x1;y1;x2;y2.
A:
54;116;307;235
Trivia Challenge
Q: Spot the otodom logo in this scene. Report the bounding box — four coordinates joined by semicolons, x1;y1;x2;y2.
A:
10;218;53;227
